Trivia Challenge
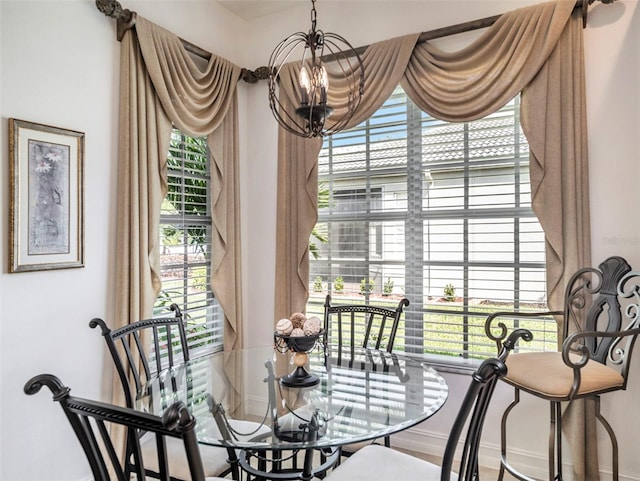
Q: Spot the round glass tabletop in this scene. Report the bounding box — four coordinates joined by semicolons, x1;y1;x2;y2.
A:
138;344;448;450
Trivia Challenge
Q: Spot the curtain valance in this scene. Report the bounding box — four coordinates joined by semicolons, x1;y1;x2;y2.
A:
135;17;241;136
402;1;573;121
276;0;587;316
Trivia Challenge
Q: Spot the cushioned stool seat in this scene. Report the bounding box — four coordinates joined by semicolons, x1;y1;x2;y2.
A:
504;352;624;399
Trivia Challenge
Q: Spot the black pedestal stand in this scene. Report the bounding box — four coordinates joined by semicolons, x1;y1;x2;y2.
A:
280;365;320;388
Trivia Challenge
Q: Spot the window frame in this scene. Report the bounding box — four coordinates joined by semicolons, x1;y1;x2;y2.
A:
308;87;555;370
156;128;224;357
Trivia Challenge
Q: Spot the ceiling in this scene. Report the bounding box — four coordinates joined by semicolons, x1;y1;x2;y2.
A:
218;1;302;20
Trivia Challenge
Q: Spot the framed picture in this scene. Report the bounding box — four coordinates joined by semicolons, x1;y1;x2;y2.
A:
8;119;84;272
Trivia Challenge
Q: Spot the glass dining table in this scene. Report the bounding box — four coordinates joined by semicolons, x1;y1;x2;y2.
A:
138;344;448;480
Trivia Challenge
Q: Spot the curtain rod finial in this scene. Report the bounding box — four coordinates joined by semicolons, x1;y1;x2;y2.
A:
96;0;130;20
95;0;136;40
240;67;270;84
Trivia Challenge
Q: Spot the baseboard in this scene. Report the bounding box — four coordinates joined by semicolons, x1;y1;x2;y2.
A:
391;428;639;481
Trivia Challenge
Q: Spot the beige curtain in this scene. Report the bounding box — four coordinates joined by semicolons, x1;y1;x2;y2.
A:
522;9;595;479
116;16;243;349
400;1;591;311
404;7;595;477
114;13;243;424
520;9;592;313
208;97;244;351
274;34;420;318
274;1;593;478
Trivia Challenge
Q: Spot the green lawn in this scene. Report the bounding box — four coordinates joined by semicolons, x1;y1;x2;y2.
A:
307;293;557;360
157;279;557;361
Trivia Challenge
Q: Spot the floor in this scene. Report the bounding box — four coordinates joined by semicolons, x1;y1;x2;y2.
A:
399;447;506;479
242;446;516;480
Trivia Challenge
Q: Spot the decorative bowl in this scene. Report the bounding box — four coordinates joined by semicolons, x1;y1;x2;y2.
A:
274;330;323;353
273;330;324;387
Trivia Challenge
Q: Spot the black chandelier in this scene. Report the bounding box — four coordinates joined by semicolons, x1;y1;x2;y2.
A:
268;0;364;138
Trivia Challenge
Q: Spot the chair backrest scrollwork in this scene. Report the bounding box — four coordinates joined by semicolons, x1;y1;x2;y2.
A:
323;295;410;352
89;303;189;408
564;256;631;362
557;256;640;389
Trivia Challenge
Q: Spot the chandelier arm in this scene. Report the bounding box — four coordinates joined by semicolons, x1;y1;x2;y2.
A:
270;35;309;84
270;95;309;136
266;0;365;137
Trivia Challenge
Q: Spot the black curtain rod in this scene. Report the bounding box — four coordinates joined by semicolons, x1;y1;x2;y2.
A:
95;0;614;84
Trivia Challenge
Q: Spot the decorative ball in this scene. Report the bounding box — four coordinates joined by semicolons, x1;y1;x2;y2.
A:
276;318;293;335
303;316;322;336
293;351;308;367
290;312;307;330
290;328;305;337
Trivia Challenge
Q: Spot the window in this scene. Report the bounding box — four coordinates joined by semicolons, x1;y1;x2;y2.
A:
308;86;557;364
156;129;224;356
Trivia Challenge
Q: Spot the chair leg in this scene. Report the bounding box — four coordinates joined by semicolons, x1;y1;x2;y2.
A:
550;401;564;481
594;395;619;481
502;390;600;481
499;389;521;481
499;388;543;481
498;389;517;481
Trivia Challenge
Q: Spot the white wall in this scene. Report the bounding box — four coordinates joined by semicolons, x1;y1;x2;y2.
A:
1;2;117;480
1;1;638;480
0;1;247;480
583;2;640;479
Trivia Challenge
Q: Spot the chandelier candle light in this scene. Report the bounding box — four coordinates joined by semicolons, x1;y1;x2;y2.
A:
267;0;365;138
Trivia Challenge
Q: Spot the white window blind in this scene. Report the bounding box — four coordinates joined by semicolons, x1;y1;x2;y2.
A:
156;129;224;357
308;87;557;363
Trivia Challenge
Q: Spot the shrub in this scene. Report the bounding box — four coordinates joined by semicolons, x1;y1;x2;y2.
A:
191;266;208;292
313;276;323;292
334;276;344;293
444;283;456;301
383;278;394;296
360;278;374;294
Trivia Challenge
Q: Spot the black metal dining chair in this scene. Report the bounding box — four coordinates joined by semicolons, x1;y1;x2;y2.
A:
24;374;227;481
323;294;410;354
90;304;240;480
485;256;640;481
90;304;189;409
322;328;533;481
323;294;409;456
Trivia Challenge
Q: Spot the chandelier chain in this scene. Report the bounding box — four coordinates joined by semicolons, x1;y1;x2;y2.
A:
310;0;317;32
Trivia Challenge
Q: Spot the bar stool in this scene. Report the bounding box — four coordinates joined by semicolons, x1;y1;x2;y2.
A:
485;256;640;481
